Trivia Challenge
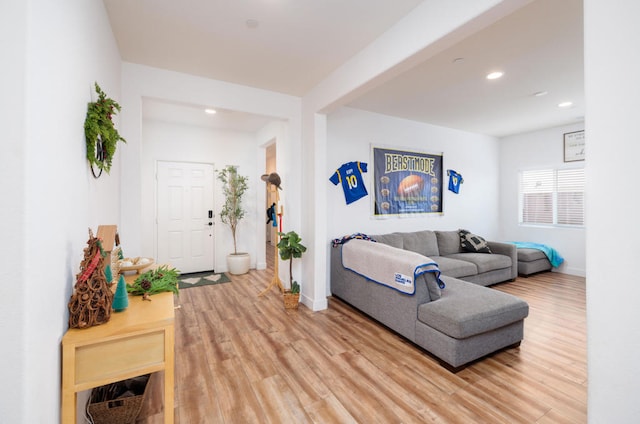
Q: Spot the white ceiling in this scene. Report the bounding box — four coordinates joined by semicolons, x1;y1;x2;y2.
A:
141;97;278;132
105;0;584;137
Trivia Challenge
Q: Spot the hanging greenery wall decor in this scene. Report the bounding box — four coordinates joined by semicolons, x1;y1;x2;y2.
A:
84;82;126;178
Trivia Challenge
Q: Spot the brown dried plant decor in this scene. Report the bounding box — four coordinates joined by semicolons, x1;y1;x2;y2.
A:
68;229;114;329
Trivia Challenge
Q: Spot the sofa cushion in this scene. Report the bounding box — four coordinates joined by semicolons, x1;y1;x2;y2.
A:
459;229;492;253
432;256;477;278
400;230;439;257
370;233;404;249
446;252;512;274
435;230;462;255
517;248;546;262
418;277;529;339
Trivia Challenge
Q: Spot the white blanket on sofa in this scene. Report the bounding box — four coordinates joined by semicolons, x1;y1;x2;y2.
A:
341;239;443;295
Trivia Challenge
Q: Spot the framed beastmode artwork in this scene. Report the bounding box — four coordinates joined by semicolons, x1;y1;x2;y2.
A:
371;145;443;218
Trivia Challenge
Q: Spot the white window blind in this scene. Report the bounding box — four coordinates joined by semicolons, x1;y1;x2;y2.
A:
520;168;584;226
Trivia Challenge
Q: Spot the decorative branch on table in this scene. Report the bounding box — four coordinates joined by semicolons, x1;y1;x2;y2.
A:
127;265;180;300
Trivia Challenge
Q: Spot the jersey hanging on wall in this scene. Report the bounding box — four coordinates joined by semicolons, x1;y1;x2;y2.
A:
330;161;368;205
447;169;464;194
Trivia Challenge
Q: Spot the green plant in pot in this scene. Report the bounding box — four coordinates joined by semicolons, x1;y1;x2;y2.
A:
218;165;250;275
277;231;307;309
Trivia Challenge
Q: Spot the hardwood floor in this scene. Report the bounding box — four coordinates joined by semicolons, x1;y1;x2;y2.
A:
138;251;587;423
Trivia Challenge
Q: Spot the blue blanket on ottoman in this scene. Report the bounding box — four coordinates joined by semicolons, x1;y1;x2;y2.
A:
510;241;564;267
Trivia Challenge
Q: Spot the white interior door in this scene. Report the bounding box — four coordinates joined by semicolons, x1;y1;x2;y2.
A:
157;161;215;274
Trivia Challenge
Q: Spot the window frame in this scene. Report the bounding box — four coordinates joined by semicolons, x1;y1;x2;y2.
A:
518;165;585;228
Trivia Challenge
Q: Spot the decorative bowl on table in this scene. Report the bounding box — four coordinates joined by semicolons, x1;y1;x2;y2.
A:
118;257;155;274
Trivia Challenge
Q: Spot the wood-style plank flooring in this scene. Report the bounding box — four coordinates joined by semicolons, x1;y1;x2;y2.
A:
138;247;586;423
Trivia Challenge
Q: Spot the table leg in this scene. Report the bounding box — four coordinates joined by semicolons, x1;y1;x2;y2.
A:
62;344;77;424
61;389;76;424
165;324;175;423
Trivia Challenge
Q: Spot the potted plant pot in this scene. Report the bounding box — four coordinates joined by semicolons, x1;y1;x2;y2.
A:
283;290;300;309
227;252;250;275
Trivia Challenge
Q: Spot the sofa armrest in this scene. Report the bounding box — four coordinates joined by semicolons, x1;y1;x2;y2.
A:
487;241;517;280
330;244;433;341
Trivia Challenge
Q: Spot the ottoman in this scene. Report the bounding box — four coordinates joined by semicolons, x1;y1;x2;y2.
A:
517;248;552;276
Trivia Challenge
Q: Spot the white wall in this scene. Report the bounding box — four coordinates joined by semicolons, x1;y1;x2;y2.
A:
141;119;260;272
499;123;586;276
0;0;28;420
327;107;501;237
585;1;640;422
325;107;501;294
0;1;122;422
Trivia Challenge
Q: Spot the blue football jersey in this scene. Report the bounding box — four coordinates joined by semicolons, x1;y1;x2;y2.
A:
330;162;368;205
447;169;463;194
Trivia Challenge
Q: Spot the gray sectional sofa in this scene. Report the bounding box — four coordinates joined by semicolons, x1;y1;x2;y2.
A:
330;229;529;371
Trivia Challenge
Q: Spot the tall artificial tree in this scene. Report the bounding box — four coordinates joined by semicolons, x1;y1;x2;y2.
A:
218;165;249;255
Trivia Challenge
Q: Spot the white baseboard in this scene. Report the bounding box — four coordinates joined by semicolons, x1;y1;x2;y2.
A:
301;293;328;311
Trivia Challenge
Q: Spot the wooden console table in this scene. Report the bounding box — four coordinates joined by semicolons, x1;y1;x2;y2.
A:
61;274;175;423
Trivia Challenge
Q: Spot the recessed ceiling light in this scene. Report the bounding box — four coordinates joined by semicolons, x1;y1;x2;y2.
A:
452;57;465;64
486;71;504;80
533;91;548;97
557;101;573;108
205;108;217;115
245;19;259;29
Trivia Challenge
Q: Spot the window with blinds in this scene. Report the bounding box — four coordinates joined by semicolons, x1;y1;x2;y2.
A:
519;168;584;226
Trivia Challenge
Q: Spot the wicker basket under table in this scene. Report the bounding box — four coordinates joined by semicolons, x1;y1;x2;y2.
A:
87;374;151;424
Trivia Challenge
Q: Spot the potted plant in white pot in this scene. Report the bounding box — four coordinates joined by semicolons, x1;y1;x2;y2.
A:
218;165;250;275
277;231;307;309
